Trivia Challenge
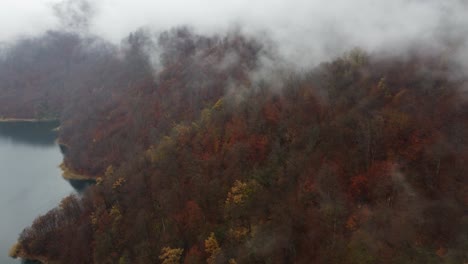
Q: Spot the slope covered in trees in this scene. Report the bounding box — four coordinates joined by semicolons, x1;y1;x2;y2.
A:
3;28;468;263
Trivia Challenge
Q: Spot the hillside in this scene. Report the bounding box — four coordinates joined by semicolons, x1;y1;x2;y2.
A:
3;29;468;263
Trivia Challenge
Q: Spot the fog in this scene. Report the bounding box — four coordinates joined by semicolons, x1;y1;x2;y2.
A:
2;0;468;67
0;0;58;40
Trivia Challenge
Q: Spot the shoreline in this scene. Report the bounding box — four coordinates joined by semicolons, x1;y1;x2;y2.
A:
9;243;53;264
6;119;92;263
57;140;97;181
59;162;96;181
9;163;95;263
0;118;59;123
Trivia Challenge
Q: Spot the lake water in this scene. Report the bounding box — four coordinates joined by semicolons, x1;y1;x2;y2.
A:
0;121;76;264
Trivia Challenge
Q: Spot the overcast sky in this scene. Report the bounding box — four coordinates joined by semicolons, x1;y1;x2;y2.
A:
1;0;468;66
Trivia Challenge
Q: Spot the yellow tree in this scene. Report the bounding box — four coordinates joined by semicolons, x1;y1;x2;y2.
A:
205;233;221;264
159;247;183;264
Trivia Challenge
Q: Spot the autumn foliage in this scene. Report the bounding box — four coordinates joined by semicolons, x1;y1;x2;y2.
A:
3;29;468;263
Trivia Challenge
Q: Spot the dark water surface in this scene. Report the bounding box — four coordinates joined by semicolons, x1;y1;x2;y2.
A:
0;121;75;264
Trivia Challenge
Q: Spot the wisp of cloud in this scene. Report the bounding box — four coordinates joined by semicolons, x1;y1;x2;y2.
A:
1;0;468;68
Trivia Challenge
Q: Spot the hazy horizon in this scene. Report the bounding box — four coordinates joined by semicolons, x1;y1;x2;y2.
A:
2;0;468;69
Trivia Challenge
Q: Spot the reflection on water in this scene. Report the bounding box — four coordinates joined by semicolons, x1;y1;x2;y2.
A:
0;121;59;147
22;260;41;264
0;121;80;264
68;179;96;193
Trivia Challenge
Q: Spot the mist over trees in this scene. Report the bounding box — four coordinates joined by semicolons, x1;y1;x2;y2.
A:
0;0;467;263
1;25;466;263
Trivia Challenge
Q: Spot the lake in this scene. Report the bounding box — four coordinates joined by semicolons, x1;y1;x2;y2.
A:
0;121;77;264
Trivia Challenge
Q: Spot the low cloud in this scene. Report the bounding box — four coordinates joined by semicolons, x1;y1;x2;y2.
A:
91;0;468;68
2;0;468;68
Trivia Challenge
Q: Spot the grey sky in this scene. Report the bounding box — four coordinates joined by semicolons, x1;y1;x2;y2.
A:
0;0;59;40
2;0;468;67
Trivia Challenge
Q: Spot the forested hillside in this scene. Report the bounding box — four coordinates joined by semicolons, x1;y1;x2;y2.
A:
3;28;468;263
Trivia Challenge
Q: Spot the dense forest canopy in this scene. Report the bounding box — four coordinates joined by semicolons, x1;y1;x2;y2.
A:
1;0;468;263
1;27;466;263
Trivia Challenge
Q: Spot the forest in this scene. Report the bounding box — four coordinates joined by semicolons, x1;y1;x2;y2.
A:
2;27;468;263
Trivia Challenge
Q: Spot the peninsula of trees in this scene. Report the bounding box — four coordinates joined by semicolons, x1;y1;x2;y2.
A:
2;28;467;263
